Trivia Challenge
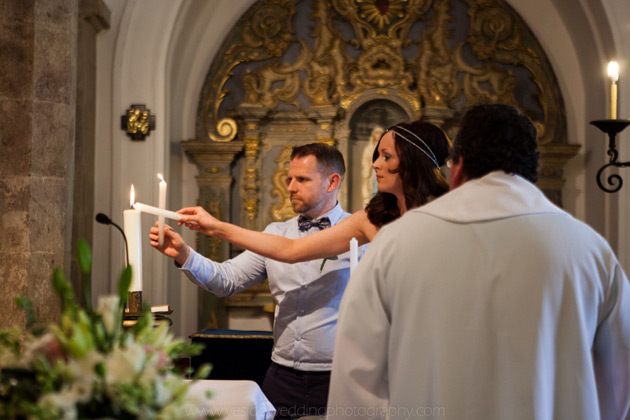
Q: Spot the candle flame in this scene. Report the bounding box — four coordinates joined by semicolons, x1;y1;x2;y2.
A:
129;185;136;208
608;61;619;82
157;173;164;182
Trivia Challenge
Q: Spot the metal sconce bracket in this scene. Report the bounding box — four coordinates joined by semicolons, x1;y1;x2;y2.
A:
121;104;156;140
591;119;630;193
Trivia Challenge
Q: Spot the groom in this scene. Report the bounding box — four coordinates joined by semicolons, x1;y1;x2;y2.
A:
151;142;365;419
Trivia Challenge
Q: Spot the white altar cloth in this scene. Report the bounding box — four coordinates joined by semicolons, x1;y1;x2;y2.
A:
187;379;276;420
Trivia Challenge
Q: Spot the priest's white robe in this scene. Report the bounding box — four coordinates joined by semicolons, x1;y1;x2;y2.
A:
326;171;630;420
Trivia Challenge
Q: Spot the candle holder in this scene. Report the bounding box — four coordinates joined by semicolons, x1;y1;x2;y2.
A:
591;119;630;193
127;290;143;315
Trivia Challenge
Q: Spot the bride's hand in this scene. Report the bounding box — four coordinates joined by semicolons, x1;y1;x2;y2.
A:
177;206;220;236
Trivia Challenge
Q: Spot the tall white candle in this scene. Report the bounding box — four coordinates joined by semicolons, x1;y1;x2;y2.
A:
123;185;143;292
133;202;182;221
350;237;358;274
157;173;167;247
608;61;619;119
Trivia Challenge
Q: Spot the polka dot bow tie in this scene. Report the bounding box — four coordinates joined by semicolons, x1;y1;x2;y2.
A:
297;215;331;232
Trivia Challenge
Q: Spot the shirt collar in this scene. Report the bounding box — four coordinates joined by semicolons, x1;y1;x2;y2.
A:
414;171;567;223
301;202;345;226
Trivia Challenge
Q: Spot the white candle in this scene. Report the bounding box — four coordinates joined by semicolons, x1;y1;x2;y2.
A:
133;202;182;221
350;237;358;274
123;185;143;292
157;173;167;247
608;61;619;119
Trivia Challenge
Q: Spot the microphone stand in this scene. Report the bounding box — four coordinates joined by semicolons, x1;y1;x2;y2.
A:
95;213;141;313
95;213;130;266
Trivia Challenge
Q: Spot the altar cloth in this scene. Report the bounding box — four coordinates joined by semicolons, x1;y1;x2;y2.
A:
186;379;276;420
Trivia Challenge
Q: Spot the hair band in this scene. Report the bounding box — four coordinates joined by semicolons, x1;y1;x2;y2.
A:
390;126;440;169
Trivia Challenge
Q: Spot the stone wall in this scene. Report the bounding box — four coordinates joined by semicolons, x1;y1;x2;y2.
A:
0;0;109;329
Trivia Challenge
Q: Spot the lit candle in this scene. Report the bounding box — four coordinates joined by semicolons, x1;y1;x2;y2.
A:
133;202;182;221
350;237;358;274
157;173;167;247
608;61;619;119
123;185;143;292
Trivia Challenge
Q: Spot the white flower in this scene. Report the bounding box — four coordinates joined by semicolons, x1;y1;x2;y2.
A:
154;372;177;406
104;342;146;385
66;349;103;377
63;350;103;403
138;352;160;386
96;295;120;335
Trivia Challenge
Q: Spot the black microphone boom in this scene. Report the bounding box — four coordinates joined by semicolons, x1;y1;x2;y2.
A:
95;213;111;225
95;212;130;266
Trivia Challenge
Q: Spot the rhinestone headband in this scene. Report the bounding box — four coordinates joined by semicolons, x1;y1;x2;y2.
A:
390;126;440;169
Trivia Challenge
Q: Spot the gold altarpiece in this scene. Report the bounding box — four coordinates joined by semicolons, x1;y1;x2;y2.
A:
182;0;579;329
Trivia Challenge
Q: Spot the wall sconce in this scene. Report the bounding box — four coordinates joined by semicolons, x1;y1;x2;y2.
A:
590;119;630;193
121;104;155;140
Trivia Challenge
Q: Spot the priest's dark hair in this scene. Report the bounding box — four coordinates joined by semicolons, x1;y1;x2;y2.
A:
366;120;451;228
451;103;539;182
291;142;346;178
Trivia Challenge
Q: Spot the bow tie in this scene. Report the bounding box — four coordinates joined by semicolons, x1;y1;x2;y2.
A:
298;215;331;232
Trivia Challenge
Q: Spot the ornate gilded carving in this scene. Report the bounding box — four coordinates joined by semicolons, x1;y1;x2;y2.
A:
318;138;336;147
199;0;296;142
199;0;567;148
413;0;458;107
458;0;564;144
270;146;298;222
241;137;261;221
356;0;408;31
332;0;432;48
121;104;155;140
302;0;342;107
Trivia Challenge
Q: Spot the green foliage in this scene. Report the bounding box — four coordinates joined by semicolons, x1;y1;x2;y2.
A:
118;265;132;308
0;240;213;420
77;238;93;312
76;238;92;276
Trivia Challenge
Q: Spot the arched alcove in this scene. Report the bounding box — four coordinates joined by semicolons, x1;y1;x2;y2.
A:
346;99;409;211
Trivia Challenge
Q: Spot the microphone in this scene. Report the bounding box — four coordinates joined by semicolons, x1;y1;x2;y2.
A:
95;213;129;266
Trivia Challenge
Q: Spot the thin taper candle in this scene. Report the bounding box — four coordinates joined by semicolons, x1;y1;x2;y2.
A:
133;202;182;221
350;237;358;274
157;174;167;247
608;61;619;119
611;83;618;119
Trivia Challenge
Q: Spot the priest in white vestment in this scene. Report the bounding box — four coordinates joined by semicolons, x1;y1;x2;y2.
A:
326;104;630;420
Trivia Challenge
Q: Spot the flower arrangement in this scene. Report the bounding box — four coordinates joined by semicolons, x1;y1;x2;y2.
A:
0;240;213;419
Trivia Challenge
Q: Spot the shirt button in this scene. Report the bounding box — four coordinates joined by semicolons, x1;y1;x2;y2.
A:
303;284;308;289
300;309;305;314
296;362;301;367
297;336;302;341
